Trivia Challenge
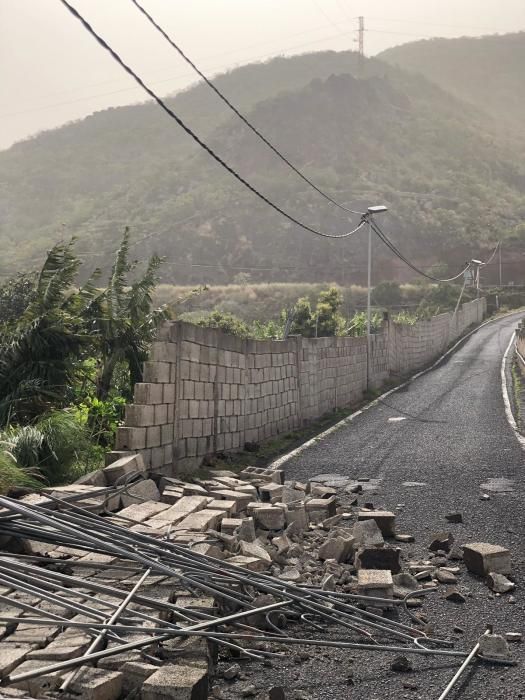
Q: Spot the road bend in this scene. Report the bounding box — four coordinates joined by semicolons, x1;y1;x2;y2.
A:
283;312;525;699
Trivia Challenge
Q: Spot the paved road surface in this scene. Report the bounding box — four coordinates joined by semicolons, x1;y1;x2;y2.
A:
273;313;524;699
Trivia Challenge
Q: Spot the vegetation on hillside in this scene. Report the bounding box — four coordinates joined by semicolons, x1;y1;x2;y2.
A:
1;47;524;286
380;32;525;133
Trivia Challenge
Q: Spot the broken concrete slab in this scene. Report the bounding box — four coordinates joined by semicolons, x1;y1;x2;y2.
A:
486;572;515;593
103;453;145;485
392;573;419;598
463;542;511;576
478;634;510;660
318;535;355;563
357;510;396;537
429;532;454;553
120;479;160;508
239;540;272;564
352;519;384;548
228;555;270;572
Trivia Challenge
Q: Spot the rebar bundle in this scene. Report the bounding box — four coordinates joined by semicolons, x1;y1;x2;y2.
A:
0;493;514;692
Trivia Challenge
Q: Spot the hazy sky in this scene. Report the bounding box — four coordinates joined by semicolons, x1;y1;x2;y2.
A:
1;0;524;150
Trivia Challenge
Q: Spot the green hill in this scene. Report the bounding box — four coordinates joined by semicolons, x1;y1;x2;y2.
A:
379;32;525;134
1;46;524;285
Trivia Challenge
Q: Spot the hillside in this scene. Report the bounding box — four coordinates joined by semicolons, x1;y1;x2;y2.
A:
1;47;525;285
379;32;525;134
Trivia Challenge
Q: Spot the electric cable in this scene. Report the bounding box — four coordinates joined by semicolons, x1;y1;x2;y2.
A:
369;218;471;282
130;0;363;216
59;0;366;240
481;241;500;265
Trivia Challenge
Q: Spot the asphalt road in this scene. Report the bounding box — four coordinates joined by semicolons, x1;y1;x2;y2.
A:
276;312;525;699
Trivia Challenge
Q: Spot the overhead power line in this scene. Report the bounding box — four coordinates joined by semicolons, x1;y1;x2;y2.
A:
481;241;500;265
130;0;362;216
59;0;367;241
369;218;470;282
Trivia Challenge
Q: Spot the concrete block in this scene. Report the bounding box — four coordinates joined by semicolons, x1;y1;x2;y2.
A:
148;496;209;526
220;517;243;535
125;403;156;427
228;555;271;572
118;501;170;522
120;479;161;507
357;569;394;600
355;546;402;573
358;510;396;537
239;540;272;565
305;497;337;518
154;403;168;425
318;535;355;563
209;489;252;514
352;519;385;548
150;341;177;363
74;469;107;487
143;361;171;383
285;503;308;531
134;382;164;405
141;663;208;700
164;383;176;404
207;499;236;516
8;659;66;695
115;426;147;451
0;643;34;676
259;483;284;502
253;506;285;531
120;660;158;693
174;509;223;532
463;543;511;576
146;426;161;448
70;667;123;700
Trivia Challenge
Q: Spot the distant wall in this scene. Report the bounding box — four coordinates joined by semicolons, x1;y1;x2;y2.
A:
113;298;486;474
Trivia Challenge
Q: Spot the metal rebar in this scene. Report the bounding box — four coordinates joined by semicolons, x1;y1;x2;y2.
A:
437;628;491;700
59;568;151;692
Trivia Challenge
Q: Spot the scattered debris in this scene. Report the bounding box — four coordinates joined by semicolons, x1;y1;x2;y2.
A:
391;655;413;672
463;543;511;576
445;513;463;524
0;460;517;700
486;572;515;594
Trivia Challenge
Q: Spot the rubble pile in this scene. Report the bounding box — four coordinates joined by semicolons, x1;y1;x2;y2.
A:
0;455;517;699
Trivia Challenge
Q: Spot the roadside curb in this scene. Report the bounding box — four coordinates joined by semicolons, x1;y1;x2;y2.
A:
269;309;525;471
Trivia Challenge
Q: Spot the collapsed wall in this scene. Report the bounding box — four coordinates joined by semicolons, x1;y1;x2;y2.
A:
111;298;486;475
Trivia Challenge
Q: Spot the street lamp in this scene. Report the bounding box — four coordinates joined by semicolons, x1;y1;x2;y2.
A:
366;205;388;389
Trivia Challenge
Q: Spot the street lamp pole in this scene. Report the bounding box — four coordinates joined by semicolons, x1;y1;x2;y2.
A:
366;205;388;390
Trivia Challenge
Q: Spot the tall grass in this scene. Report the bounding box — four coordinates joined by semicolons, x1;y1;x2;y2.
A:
0;450;41;495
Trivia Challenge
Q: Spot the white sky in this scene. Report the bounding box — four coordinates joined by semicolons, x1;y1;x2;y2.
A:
1;0;524;150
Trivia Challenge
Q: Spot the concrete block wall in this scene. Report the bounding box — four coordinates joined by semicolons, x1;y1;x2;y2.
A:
112;298;486;474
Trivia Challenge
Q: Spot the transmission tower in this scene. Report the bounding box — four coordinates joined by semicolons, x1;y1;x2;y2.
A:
357;16;365;56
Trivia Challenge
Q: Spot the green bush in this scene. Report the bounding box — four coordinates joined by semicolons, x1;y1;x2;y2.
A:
4;410;101;485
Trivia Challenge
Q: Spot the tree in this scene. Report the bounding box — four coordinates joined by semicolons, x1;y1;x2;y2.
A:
0;272;36;325
0;241;90;426
290;287;345;337
87;230;169;400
